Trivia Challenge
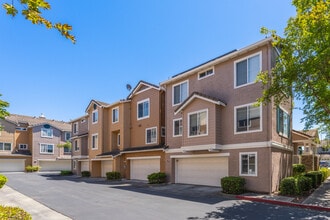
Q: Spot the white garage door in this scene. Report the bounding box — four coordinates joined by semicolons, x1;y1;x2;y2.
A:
80;161;89;172
0;159;25;172
101;160;113;177
130;158;160;180
175;156;228;187
39;160;71;171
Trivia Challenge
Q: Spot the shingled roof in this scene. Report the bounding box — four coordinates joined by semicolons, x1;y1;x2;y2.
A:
5;114;71;131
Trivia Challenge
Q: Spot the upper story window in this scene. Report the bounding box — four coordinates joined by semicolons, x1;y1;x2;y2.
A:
137;98;150;120
173;118;183;137
146;127;157;144
0;142;11;151
92;134;98;150
40;144;54;154
65;132;71;141
240;152;257;176
16;127;27;131
92;110;98;124
277;107;290;137
117;133;121;146
73;122;78;134
235;103;261;134
19;144;28;150
64;146;71;153
41;128;53;138
198;67;214;80
188;109;208;137
81;118;86;123
74;139;79;151
173;80;188;106
112;107;119;123
235;52;261;88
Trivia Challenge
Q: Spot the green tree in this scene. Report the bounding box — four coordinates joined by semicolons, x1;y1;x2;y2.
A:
0;94;9;120
258;0;330;130
2;0;75;43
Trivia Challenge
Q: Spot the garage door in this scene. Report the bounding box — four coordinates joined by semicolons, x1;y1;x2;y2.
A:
80;161;89;172
175;156;228;187
101;160;113;177
0;159;25;172
130;158;160;180
39;160;71;171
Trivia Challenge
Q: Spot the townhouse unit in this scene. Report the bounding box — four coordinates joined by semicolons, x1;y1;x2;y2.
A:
160;38;292;193
74;81;165;180
0;114;71;172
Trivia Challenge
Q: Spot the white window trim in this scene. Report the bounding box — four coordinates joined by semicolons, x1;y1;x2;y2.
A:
278;106;290;138
73;122;79;134
19;144;28;150
145;127;157;144
234;102;262;135
0;142;12;151
117;133;121;146
173;118;183;137
234;51;262;89
112;107;119;123
92;110;98;124
65;132;71;141
81;119;86;123
239;152;258;176
187;109;208;138
40;143;54;154
137;98;150;120
41;128;53;138
198;67;214;80
172;80;189;106
91;133;98;150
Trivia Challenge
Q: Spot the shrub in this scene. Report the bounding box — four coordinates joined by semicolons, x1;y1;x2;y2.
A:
221;176;245;194
320;167;330;182
81;171;91;177
293;164;306;177
0;175;7;189
106;172;121;180
147;172;167;184
0;205;32;219
305;171;322;188
25;166;40;172
280;177;296;195
60;170;73;176
296;176;312;195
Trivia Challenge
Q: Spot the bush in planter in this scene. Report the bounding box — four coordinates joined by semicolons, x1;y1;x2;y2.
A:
305;171;322;188
106;171;121;180
0;174;7;189
81;171;91;177
293;164;306;177
147;172;166;184
280;177;296;195
320;167;329;182
60;170;73;176
296;175;312;195
221;176;245;194
25;165;40;172
0;205;32;219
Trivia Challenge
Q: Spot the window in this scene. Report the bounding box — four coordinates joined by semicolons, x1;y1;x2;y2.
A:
137;99;150;120
161;127;166;137
235;53;261;87
92;110;98;124
117;133;121;146
198;67;214;80
0;143;11;151
92;134;98;149
40;144;54;154
235;103;261;133
64;146;71;153
19;144;28;150
188;110;208;137
41;128;53;138
73;122;78;134
240;152;257;176
81;119;86;123
65;132;71;141
277;107;290;137
173;118;183;137
16;127;27;131
146;127;157;144
73;160;76;169
74;140;79;151
112;107;119;123
173;81;188;105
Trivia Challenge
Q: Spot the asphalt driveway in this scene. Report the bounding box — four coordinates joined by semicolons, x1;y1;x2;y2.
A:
2;172;330;220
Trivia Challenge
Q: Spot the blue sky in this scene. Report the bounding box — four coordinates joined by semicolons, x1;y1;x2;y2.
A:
1;0;307;130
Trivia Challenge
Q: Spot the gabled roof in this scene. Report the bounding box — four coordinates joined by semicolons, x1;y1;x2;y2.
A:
127;80;160;99
174;92;226;115
5;114;71;131
292;129;319;139
85;99;110;113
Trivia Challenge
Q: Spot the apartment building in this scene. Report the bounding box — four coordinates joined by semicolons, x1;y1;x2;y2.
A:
160;38;292;193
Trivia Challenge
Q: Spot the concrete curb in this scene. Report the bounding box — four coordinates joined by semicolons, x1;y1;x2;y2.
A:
236;195;330;212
